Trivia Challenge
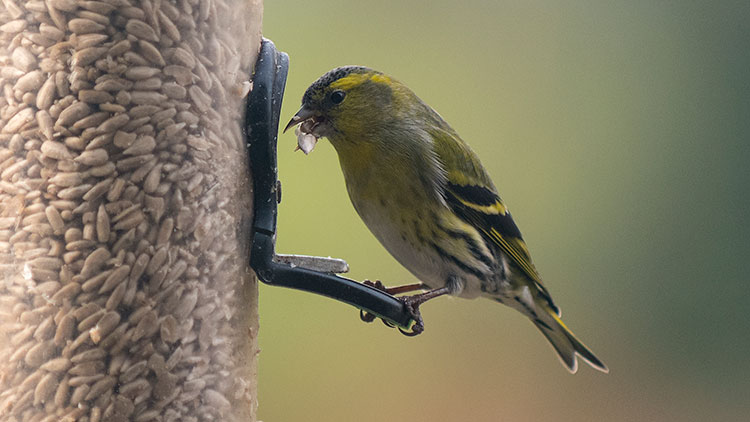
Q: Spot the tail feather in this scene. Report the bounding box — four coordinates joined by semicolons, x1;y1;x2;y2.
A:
533;309;608;374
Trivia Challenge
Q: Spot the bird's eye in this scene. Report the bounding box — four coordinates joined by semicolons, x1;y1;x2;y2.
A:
330;90;346;104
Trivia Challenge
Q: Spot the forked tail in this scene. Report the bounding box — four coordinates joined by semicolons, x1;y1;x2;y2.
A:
533;306;608;374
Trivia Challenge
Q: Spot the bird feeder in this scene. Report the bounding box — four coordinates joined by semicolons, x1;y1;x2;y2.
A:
246;40;414;329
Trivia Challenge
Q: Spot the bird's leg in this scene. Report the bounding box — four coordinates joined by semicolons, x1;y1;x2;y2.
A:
358;281;450;335
359;280;426;325
362;279;425;295
397;286;451;336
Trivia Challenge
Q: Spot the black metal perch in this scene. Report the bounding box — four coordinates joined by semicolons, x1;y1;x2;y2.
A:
245;39;414;329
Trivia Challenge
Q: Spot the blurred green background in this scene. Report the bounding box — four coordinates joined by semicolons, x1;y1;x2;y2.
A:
258;1;750;421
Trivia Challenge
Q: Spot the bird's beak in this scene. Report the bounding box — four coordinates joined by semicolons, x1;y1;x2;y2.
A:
283;106;316;133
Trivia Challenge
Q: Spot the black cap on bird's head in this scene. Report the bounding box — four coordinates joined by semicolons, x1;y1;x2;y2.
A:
300;66;372;106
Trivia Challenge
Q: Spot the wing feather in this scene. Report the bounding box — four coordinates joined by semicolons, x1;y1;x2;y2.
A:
444;184;539;281
428;127;555;306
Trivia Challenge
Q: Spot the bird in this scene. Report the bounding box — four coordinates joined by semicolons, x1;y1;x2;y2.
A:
284;66;608;373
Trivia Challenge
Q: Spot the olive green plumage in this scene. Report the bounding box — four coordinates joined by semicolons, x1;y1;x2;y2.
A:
286;66;607;373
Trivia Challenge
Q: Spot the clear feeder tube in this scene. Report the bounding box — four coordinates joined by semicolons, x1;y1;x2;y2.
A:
0;0;261;420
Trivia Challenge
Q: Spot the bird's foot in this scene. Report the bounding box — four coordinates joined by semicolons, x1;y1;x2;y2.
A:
358;309;377;323
359;282;450;336
397;294;425;336
359;280;384;324
358;308;394;327
362;279;389;293
359;280;399;327
397;286;452;336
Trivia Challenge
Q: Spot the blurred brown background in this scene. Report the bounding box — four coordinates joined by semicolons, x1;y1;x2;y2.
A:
258;1;750;421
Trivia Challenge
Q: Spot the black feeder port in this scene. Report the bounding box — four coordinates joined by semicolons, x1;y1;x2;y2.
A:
245;39;415;330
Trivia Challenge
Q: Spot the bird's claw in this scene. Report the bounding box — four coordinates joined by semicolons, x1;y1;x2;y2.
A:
359;308;397;327
363;279;388;291
360;280;387;324
398;325;423;336
359;309;376;323
397;296;425;336
359;279;429;336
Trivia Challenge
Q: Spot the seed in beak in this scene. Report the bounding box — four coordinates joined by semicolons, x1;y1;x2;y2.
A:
295;126;318;155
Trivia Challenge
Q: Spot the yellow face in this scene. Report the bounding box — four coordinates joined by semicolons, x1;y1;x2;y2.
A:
285;67;400;144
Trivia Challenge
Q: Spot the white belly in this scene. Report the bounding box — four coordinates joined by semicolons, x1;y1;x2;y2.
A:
336;141;491;299
352;197;486;299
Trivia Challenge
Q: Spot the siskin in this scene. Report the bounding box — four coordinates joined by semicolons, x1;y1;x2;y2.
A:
284;66;608;373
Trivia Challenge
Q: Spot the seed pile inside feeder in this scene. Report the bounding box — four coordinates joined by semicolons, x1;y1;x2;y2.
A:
0;0;258;421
